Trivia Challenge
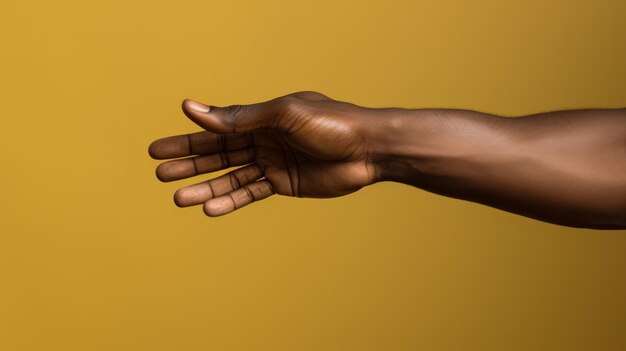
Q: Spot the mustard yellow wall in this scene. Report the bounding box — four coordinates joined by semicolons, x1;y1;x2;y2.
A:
1;1;625;350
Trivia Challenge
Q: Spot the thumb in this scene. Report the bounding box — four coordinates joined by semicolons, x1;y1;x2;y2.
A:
182;98;285;134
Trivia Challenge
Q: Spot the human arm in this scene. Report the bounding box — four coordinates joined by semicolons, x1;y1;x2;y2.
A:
148;92;626;229
366;106;626;229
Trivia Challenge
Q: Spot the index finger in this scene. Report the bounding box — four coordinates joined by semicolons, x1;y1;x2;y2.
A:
148;131;253;159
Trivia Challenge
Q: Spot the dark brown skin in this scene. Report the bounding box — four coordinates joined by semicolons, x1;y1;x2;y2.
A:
149;91;626;229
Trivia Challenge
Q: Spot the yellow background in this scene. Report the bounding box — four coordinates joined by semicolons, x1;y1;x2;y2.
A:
1;0;625;350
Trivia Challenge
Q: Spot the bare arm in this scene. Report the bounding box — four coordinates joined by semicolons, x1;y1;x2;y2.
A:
368;107;626;229
149;92;626;229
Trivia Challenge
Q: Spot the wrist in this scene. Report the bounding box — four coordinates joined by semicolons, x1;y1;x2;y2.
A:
364;108;513;188
361;108;434;185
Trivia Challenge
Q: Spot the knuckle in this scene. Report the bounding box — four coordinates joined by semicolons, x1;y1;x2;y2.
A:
277;96;309;116
226;104;247;121
288;91;327;101
276;95;299;107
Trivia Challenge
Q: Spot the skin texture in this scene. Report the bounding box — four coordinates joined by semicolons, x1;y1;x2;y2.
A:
149;91;626;229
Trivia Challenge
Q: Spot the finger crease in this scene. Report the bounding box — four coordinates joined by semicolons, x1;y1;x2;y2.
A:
217;134;226;152
187;134;194;155
227;193;238;210
262;180;274;194
219;152;230;169
206;181;215;198
247;147;256;162
253;164;263;179
243;185;256;201
229;173;241;190
191;157;199;175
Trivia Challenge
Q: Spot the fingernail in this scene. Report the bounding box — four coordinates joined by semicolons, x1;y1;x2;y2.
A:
185;99;211;113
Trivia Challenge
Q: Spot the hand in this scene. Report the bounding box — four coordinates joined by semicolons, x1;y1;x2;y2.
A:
149;91;379;216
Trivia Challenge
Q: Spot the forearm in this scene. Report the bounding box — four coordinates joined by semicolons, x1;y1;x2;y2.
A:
367;108;626;229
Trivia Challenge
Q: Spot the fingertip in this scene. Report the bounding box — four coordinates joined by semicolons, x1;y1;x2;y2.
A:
155;163;173;182
155;167;167;182
181;98;191;110
149;138;176;160
148;147;156;159
181;99;221;132
203;201;218;217
203;200;229;217
182;99;211;115
148;140;160;159
173;189;185;207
